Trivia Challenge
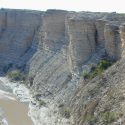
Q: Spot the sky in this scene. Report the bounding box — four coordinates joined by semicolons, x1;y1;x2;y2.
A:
0;0;125;13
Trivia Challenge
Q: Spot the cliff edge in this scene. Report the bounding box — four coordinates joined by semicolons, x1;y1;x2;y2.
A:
0;9;125;125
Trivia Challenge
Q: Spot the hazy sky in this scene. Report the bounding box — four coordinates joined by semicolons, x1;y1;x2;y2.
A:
0;0;125;13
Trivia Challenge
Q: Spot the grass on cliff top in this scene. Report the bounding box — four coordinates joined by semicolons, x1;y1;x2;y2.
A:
83;59;113;80
7;70;26;82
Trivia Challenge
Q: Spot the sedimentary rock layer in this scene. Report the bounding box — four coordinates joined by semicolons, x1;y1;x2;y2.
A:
0;8;125;124
0;9;125;73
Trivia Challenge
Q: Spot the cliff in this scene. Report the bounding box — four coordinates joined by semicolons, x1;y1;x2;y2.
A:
0;9;125;73
0;9;43;74
0;9;125;125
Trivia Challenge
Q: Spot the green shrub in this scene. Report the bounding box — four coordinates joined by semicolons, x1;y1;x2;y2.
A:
98;59;112;70
64;108;71;118
83;59;113;80
83;114;95;122
100;111;116;123
38;100;46;107
7;70;26;81
83;71;90;79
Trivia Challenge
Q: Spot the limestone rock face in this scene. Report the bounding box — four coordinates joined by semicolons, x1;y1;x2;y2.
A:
0;11;6;28
0;9;125;125
67;18;96;72
120;24;125;58
6;10;42;28
0;9;125;74
0;9;43;73
95;19;106;47
26;11;125;124
104;24;121;60
41;10;67;51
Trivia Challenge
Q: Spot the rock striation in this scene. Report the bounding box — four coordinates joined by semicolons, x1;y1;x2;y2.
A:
67;18;96;72
0;9;125;73
41;10;68;51
0;8;125;125
104;23;121;60
66;12;125;72
120;24;125;58
0;9;43;74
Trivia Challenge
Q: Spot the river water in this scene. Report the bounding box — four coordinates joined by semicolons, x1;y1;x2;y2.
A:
0;77;33;125
0;77;72;125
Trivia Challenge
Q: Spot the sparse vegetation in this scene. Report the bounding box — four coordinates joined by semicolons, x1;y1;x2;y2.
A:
38;100;46;106
83;59;113;80
82;71;90;79
107;88;118;99
63;108;71;118
100;111;116;124
33;94;42;101
7;70;26;81
83;113;96;122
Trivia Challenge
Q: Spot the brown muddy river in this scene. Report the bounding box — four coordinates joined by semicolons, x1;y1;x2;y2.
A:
0;79;33;125
0;99;33;125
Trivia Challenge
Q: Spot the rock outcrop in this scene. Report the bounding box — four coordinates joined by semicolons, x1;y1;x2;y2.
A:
67;18;96;72
120;24;125;58
0;9;43;74
67;12;125;72
41;10;68;51
104;23;121;60
0;9;125;73
0;9;125;125
70;58;125;125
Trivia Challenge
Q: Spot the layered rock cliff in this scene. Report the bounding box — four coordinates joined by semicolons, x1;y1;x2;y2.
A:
0;9;43;74
0;9;125;125
0;9;125;74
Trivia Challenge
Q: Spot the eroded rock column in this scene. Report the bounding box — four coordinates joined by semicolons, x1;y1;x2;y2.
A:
41;10;67;51
95;19;106;47
104;24;121;60
120;24;125;58
67;19;96;72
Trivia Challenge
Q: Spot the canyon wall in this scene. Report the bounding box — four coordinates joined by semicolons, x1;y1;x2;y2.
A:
67;12;125;72
0;9;125;74
27;10;125;124
0;9;125;124
0;9;43;74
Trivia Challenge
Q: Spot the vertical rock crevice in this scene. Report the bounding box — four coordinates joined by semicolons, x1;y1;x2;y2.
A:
120;24;125;58
104;24;121;60
67;18;96;73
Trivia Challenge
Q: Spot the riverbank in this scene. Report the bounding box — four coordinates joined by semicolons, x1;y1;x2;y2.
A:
0;77;33;125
